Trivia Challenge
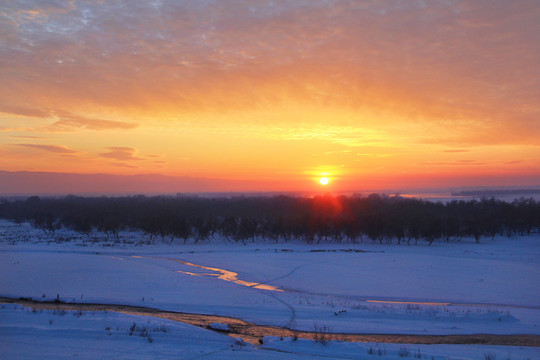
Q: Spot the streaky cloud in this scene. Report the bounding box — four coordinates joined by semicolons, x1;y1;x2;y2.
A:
47;114;138;131
442;149;471;153
99;147;142;161
9;135;49;140
14;143;78;154
0;105;51;118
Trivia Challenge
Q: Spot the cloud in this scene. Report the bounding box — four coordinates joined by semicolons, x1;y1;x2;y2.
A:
14;143;78;154
47;115;139;131
417;126;540;146
356;153;394;158
442;149;470;153
420;160;487;166
0;0;537;144
99;147;142;161
9;135;49;140
0;104;138;132
111;162;138;169
0;105;51;118
1;127;32;133
252;124;389;147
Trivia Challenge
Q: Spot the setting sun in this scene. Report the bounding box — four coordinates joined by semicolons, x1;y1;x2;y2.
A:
319;177;329;185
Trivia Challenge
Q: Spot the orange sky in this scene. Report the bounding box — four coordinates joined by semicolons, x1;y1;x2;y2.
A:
0;1;539;193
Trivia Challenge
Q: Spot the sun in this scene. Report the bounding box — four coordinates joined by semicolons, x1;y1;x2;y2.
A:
319;177;329;185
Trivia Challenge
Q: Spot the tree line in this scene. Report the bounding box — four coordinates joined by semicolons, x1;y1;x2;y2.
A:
0;194;538;245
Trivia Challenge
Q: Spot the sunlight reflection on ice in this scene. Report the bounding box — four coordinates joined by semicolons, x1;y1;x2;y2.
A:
131;256;282;292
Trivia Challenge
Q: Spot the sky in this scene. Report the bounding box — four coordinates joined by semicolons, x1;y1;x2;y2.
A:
1;0;539;194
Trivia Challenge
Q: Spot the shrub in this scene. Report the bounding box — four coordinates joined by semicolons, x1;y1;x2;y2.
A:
313;324;332;345
399;347;411;357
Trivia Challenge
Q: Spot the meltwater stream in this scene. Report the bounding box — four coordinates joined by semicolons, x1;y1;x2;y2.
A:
126;255;540;310
131;255;282;292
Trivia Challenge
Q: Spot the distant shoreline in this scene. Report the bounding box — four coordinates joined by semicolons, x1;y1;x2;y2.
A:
451;189;540;197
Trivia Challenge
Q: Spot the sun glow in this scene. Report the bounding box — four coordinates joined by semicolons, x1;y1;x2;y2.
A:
319;177;329;185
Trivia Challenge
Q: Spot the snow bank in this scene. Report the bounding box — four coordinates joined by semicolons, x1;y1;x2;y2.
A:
209;322;229;331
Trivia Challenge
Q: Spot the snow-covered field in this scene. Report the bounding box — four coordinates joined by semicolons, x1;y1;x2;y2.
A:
1;220;539;359
3;304;538;360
